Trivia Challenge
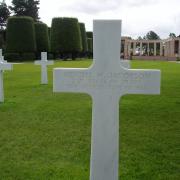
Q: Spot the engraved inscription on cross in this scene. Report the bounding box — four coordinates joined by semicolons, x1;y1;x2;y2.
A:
35;52;54;84
53;20;161;180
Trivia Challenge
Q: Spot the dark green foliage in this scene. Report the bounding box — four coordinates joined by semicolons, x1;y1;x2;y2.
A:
50;17;82;56
48;27;51;38
87;38;93;52
48;53;54;60
35;22;49;53
0;1;10;29
0;29;6;49
6;16;36;54
4;52;21;61
144;31;160;40
86;31;93;39
21;52;35;60
79;23;88;52
87;38;93;58
169;33;176;38
10;0;40;21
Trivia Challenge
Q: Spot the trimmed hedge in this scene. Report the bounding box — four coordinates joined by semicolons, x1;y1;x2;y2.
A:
50;17;82;55
35;22;50;53
6;16;36;54
87;38;93;59
0;30;6;49
4;52;21;61
22;52;35;60
86;31;93;39
48;27;51;39
87;38;93;52
79;23;88;52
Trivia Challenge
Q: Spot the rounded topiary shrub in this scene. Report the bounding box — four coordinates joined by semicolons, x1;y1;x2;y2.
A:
21;52;36;60
4;52;21;61
86;31;93;39
87;38;93;52
87;38;93;58
50;17;82;59
0;30;6;49
6;16;36;55
79;23;88;53
35;22;50;53
48;27;51;39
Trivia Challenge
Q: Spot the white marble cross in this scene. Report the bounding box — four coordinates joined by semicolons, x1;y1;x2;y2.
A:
120;60;130;69
0;56;13;102
35;52;54;84
53;20;161;180
0;49;7;63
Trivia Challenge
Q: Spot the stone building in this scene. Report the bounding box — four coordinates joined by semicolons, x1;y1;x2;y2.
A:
121;36;180;60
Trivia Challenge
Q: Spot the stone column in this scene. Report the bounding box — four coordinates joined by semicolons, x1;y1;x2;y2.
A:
160;42;163;56
170;41;173;57
147;43;150;56
171;40;175;57
128;42;131;57
169;41;172;57
154;42;157;56
140;42;142;56
133;42;136;55
123;40;128;59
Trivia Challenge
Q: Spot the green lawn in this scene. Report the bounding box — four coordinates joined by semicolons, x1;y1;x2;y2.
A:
0;59;179;179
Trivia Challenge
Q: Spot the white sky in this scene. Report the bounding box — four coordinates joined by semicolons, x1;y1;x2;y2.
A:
5;0;180;39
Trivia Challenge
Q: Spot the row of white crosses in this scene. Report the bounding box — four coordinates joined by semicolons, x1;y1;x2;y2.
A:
0;20;161;179
34;52;130;84
53;20;161;180
34;52;129;85
0;51;54;103
0;49;13;102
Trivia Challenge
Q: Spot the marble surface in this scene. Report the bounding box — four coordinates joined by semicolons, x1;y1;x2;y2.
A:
53;20;161;180
0;60;13;102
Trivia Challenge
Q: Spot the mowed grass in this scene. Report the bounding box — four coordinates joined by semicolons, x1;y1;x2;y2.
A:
0;59;179;179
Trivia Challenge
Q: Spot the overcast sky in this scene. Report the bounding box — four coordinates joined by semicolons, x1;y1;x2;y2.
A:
5;0;180;39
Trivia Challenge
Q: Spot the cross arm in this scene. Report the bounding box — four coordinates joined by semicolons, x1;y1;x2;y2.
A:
122;69;161;95
53;68;91;94
0;63;12;71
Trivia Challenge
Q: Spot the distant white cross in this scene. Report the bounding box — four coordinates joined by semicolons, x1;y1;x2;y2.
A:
35;52;54;84
53;20;161;180
0;49;7;63
0;54;13;102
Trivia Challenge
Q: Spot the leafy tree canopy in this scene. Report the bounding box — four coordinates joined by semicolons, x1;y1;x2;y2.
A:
10;0;40;21
0;0;10;29
144;31;160;40
169;33;176;38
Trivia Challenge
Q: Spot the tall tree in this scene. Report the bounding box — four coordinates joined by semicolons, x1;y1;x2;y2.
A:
169;33;176;38
0;0;10;29
145;31;160;40
137;36;143;40
10;0;40;21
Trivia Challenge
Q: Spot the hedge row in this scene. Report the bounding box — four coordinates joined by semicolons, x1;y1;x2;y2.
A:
87;38;93;53
6;16;36;54
4;16;93;61
0;30;6;50
35;22;50;53
50;17;82;55
79;23;88;53
86;31;93;39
